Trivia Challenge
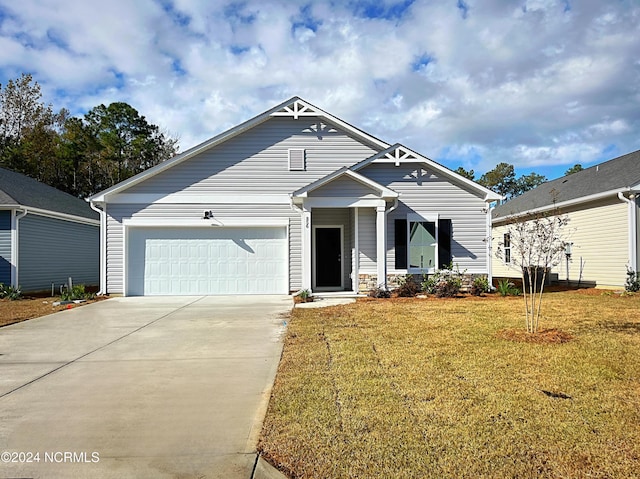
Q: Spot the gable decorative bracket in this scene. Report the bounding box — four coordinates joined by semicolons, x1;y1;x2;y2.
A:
384;146;421;166
271;99;319;120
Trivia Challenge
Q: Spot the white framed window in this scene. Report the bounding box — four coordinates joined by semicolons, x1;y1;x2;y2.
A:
503;233;511;263
407;213;438;273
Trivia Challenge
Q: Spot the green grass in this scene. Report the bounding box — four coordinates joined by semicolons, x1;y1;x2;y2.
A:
259;291;640;478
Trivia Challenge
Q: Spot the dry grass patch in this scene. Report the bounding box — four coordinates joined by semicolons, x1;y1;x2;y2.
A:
259;292;640;479
0;296;106;327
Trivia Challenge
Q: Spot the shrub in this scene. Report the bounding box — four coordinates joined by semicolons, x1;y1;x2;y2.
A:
422;263;465;298
395;275;421;297
625;268;640;292
496;279;520;296
60;284;95;301
470;276;490;296
433;276;462;298
0;283;23;300
369;285;391;298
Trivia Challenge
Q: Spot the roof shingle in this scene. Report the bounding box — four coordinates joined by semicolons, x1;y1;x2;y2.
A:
493;150;640;220
0;167;98;220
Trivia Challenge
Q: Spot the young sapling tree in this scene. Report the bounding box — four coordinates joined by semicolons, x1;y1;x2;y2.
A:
496;211;570;333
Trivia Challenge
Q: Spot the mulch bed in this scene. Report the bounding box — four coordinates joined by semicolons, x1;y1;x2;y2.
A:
0;296;108;328
497;328;574;344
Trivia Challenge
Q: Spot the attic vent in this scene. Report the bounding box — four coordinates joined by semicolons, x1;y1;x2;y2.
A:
289;149;306;171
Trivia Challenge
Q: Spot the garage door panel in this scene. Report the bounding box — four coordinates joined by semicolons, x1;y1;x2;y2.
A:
127;227;287;295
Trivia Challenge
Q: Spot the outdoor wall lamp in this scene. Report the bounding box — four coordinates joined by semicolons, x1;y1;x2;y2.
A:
202;210;223;226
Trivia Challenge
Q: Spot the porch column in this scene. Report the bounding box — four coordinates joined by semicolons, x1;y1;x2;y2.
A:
376;205;386;288
302;208;312;291
352;207;359;292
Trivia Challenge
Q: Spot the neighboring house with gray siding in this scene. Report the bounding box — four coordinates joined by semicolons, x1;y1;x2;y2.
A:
492;150;640;288
0;167;99;293
90;97;501;296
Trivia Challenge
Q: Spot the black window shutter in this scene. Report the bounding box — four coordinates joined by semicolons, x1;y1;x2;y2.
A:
438;218;452;269
394;219;407;269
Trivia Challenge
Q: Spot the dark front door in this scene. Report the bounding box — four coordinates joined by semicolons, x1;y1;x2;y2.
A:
315;227;342;288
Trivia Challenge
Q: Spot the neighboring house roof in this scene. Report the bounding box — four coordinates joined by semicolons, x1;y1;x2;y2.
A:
0;167;98;221
493;149;640;221
89;97;391;202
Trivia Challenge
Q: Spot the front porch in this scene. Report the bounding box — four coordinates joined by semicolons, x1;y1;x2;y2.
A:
292;168;399;294
308;207;388;293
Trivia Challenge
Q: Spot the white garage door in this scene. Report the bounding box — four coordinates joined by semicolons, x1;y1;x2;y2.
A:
127;227;288;295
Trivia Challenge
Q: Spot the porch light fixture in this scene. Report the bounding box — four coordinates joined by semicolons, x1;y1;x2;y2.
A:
202;210;223;226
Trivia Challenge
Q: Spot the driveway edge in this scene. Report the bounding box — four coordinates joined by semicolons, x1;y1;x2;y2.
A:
253;456;289;479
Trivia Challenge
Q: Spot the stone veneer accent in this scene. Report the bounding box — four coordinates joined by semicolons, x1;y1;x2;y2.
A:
359;273;484;293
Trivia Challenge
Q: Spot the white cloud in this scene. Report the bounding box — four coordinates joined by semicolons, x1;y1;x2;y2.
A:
0;0;638;178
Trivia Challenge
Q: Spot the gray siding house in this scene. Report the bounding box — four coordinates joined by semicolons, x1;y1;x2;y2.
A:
0;167;100;292
492;150;640;288
90;97;501;296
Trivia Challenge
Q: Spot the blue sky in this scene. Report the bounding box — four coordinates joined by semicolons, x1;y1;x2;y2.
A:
1;0;639;181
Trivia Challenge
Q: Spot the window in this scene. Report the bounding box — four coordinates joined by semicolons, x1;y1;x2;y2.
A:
409;221;436;270
394;216;452;271
503;233;511;263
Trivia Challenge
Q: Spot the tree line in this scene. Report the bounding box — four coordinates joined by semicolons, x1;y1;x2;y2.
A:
1;73;584;201
455;162;583;201
0;74;178;198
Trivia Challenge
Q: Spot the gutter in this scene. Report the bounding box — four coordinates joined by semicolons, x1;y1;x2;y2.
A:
11;209;28;288
618;191;638;272
90;202;107;295
0;204;100;226
486;203;496;286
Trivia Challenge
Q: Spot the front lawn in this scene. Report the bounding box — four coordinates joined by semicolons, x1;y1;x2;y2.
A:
259;291;640;478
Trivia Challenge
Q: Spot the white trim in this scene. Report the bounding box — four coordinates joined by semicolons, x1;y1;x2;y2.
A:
90;202;107;295
0;204;99;226
293;168;398;199
493;188;634;223
106;193;291;205
618;192;638;272
299;197;387;208
352;207;359;293
486;205;494;285
301;209;312;290
122;218;290;227
10;209;21;287
123;223;129;296
312;225;344;291
376;206;386;287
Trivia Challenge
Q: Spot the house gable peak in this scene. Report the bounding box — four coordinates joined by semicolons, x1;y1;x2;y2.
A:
270;98;319;119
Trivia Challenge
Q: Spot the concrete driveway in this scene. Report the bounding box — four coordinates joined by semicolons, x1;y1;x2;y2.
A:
0;295;291;478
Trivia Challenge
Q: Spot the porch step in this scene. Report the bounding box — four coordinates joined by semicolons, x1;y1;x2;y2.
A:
312;291;366;298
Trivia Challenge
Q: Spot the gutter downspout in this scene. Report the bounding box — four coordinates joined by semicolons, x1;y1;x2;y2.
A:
486;203;495;287
12;209;28;288
618;191;638;273
90;201;107;295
